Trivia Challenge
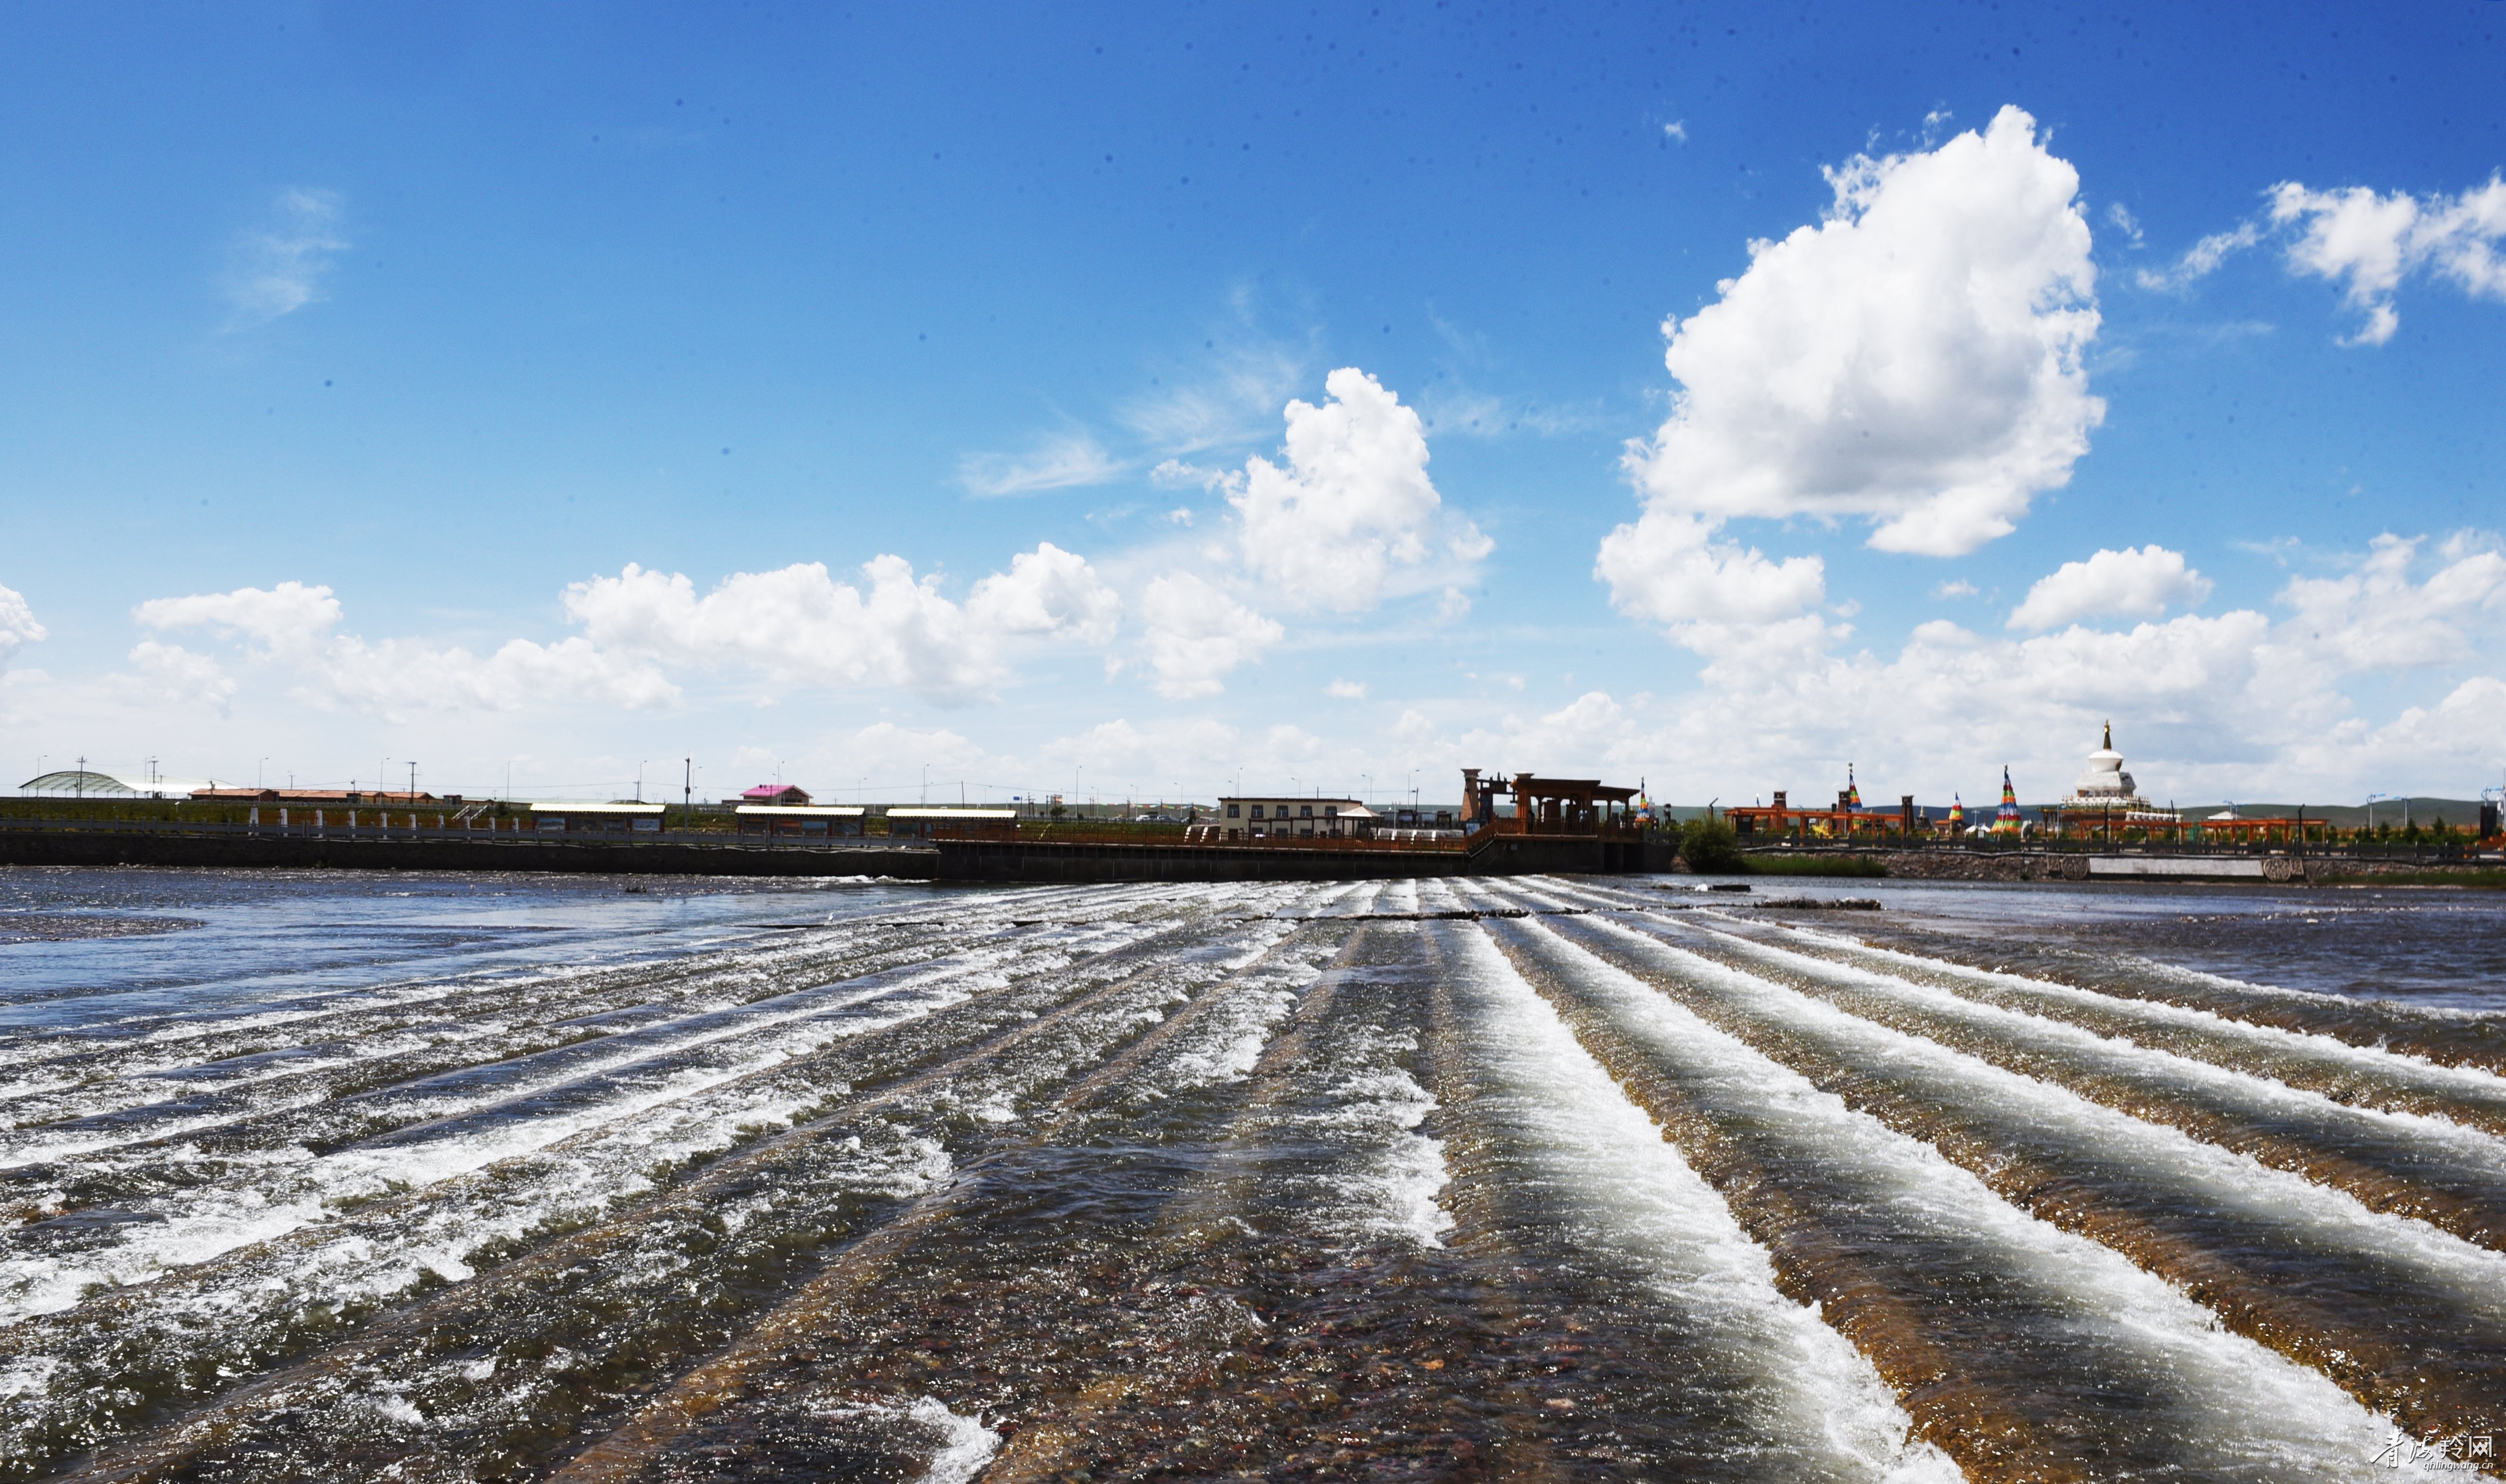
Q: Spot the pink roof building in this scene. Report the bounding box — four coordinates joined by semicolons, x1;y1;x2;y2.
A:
740;784;811;806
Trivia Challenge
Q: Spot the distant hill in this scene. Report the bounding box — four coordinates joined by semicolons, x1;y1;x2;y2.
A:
2162;798;2488;829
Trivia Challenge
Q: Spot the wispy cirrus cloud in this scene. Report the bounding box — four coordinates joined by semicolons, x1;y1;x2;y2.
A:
225;188;348;327
958;434;1125;496
1119;339;1309;455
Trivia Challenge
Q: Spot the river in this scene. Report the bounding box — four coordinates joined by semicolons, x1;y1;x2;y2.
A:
2;867;2500;1480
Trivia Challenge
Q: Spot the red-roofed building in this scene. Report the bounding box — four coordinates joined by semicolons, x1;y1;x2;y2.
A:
740;784;811;807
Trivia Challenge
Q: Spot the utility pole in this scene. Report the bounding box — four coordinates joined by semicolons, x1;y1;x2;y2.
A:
75;755;85;799
684;757;692;814
408;761;417;803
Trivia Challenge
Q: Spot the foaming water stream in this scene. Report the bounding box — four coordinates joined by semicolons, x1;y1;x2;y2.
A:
1479;911;2472;1481
1636;913;2506;1248
1423;921;1957;1482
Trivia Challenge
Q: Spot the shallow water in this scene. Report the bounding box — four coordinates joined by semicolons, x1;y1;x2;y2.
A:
2;867;2500;1480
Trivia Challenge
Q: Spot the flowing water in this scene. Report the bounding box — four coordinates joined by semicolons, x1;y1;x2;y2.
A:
2;867;2502;1480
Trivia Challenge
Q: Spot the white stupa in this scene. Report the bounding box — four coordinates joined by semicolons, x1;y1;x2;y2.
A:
2055;723;2177;827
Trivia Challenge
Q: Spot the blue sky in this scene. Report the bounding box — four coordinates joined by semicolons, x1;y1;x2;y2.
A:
3;2;2503;807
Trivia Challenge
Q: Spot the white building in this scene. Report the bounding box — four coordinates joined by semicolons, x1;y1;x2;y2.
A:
1212;796;1374;841
2054;723;2178;830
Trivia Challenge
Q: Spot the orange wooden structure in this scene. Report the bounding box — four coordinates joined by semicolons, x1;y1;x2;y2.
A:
1464;770;1645;838
1723;789;1927;841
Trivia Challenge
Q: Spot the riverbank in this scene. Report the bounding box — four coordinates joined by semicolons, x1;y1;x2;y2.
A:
1742;848;2506;885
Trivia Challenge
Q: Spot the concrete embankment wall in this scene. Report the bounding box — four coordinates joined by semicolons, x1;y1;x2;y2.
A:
1754;849;2493;884
0;827;1676;882
928;834;1661;882
1744;849;2286;882
0;829;934;879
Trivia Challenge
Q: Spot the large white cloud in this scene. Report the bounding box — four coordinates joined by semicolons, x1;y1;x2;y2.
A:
1138;573;1283;698
2278;533;2506;671
1227;367;1491;612
564;542;1121;705
132;581;339;651
1594;510;1826;634
0;583;45;665
2008;545;2211;631
2270;175;2506;345
315;635;678;716
1617;104;2102;562
1600;530;2506;803
136;581;677;716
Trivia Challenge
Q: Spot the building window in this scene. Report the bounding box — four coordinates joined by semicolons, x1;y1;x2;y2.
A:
1227;803;1240;818
1300;805;1313;818
1251;805;1264;819
1324;805;1337;817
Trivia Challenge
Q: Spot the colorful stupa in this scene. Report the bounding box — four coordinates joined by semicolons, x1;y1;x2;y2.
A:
1845;763;1862;810
1947;794;1965;829
1994;766;2023;833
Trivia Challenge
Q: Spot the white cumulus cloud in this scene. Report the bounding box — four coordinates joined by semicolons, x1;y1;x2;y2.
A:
2008;545;2212;631
1138;573;1283;698
1619;104;2103;560
319;635;678;715
1227;367;1492;612
2269;175;2506;345
134;580;342;650
1594;510;1826;638
0;583;46;665
2278;533;2506;670
1591;529;2506;804
122;642;238;710
2147;175;2506;345
565;542;1119;705
136;580;677;716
